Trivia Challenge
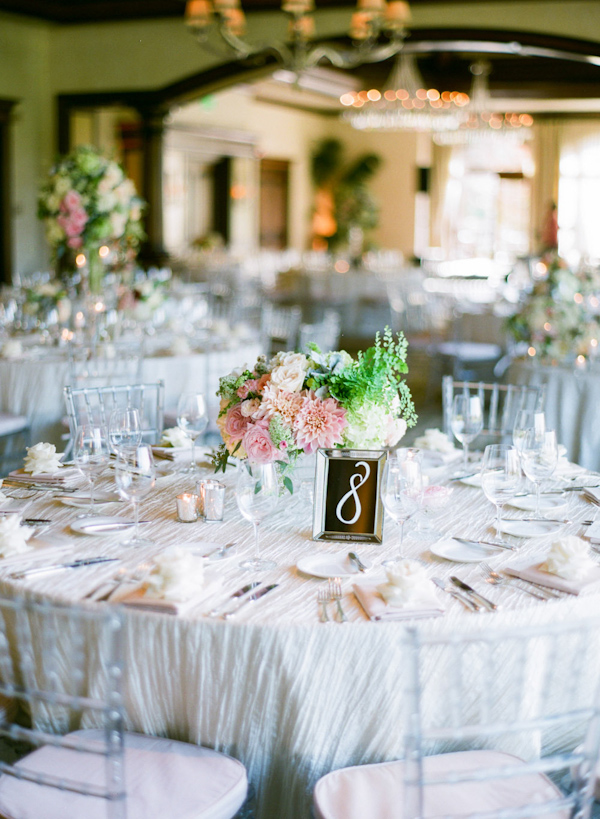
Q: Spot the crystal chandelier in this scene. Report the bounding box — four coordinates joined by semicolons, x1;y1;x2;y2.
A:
340;52;470;132
185;0;412;74
432;61;534;145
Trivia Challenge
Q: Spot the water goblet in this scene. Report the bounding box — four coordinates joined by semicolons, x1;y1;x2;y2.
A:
73;424;110;516
481;444;521;543
381;457;422;565
512;409;546;456
176;392;208;475
236;461;279;571
114;443;156;547
451;393;483;474
109;408;142;454
520;428;558;518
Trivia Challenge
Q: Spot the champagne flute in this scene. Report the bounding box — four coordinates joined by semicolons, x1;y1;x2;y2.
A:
176;392;208;474
109;408;142;453
451;393;483;474
114;443;156;547
73;424;110;516
520;428;558;518
481;444;521;543
381;457;422;564
236;461;279;571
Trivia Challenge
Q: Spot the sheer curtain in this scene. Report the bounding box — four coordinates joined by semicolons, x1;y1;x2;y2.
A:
557;120;600;262
530;120;561;255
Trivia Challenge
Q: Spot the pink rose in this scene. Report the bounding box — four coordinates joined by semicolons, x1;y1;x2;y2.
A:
62;190;82;210
68;237;83;249
237;379;258;400
242;424;279;464
224;405;248;442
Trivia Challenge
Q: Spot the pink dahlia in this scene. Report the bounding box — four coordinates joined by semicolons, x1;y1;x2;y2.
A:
243;423;280;463
293;392;346;454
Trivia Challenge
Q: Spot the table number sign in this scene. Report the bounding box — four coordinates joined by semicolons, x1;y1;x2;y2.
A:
312;449;387;543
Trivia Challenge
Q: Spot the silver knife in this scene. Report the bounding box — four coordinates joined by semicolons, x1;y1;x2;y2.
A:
222;584;279;620
205;581;261;617
432;577;480;612
80;521;150;532
2;481;78;493
10;557;120;580
348;551;368;573
453;537;515;552
450;576;498;611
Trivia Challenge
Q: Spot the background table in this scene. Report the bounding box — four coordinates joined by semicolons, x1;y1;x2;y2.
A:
1;458;599;818
509;358;600;471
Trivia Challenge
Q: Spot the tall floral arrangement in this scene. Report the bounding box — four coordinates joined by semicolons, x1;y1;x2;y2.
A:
214;328;417;488
507;251;600;363
38;145;146;291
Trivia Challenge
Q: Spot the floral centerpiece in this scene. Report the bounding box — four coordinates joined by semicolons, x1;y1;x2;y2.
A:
117;274;166;321
38;145;146;293
22;280;71;325
507;251;600;364
214;328;417;490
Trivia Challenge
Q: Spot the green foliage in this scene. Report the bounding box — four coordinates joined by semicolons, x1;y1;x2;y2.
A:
311;139;344;188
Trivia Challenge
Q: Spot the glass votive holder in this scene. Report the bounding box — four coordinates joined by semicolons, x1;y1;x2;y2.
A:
176;493;199;523
197;479;225;522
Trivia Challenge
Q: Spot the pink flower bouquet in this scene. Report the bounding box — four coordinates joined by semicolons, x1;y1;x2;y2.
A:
214;328;417;490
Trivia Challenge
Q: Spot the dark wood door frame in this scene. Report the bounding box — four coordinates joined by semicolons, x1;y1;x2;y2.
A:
0;99;17;284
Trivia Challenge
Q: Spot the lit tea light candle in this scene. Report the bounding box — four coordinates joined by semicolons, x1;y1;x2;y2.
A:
197;480;225;522
176;493;199;523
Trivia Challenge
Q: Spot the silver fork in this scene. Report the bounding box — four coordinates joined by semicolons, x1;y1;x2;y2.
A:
329;578;347;623
317;589;330;623
84;562;152;602
480;563;552;601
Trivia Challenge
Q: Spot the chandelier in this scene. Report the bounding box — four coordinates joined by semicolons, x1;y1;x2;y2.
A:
340;53;470;132
432;61;534;145
185;0;413;74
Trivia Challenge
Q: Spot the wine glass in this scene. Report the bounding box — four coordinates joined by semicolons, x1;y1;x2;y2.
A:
451;393;483;474
73;424;110;516
109;408;142;453
520;428;558;517
236;461;279;571
114;443;156;547
381;456;422;564
176;392;208;474
513;409;545;456
481;444;522;543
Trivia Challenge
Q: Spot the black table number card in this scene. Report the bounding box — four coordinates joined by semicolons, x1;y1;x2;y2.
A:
312;449;387;543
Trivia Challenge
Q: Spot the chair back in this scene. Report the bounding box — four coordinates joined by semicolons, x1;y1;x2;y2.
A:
442;376;545;445
0;595;126;818
260;304;302;355
64;381;164;447
298;310;341;354
402;617;600;819
67;341;143;388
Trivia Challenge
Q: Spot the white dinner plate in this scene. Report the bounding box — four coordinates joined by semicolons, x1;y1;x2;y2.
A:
507;494;567;513
58;491;122;508
458;473;482;488
430;537;503;563
495;519;564;538
70;516;134;536
296;553;372;579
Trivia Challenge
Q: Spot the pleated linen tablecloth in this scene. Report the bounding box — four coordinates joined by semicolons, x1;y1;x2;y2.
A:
1;460;600;818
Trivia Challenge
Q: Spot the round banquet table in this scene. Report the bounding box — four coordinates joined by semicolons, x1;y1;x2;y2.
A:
1;457;600;818
0;340;262;447
508;358;600;472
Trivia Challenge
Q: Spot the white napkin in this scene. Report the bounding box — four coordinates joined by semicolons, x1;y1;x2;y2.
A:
151;444;213;464
0;515;35;558
584;488;600;509
23;442;63;475
353;582;444;621
506;538;600;595
8;467;80;487
158;427;192;449
0;339;23;359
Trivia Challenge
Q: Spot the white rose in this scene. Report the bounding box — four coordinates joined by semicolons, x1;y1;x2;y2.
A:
23;442;63;475
109;211;128;239
377;559;431;607
241;398;261;417
1;339;23;359
0;515;35;557
270;353;309;393
542;536;596;581
159;427;191;448
144;546;205;601
97;193;117;213
385;416;407;447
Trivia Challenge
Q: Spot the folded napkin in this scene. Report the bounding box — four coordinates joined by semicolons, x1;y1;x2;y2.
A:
584;488;600;508
151;445;213;464
353;582;444;621
8;466;80;487
506;537;600;595
413;428;456;456
554;458;586;479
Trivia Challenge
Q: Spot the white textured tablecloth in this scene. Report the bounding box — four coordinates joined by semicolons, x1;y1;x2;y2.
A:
509;358;600;471
2;458;600;818
0;342;262;446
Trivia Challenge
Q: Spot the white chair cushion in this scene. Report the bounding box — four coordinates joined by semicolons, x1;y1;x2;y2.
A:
0;414;28;437
0;729;247;819
313;749;569;819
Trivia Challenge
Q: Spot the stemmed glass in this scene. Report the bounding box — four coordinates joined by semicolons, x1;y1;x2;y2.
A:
114;443;156;547
236;461;279;571
520;428;559;518
481;444;522;543
451;394;483;474
108;408;142;453
512;409;545;456
176;392;208;474
73;424;110;516
381;456;423;564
